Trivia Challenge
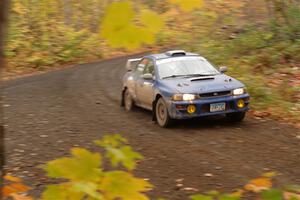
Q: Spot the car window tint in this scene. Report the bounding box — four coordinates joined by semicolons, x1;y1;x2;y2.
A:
143;60;155;75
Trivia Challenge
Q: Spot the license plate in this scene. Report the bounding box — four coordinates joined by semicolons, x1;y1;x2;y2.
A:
210;102;226;112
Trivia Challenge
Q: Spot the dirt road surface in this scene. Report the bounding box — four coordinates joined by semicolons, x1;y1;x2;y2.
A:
3;54;300;199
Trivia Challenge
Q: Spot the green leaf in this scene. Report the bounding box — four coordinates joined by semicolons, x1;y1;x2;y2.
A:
190;194;213;200
99;171;152;200
106;145;143;170
261;189;283;200
45;148;102;181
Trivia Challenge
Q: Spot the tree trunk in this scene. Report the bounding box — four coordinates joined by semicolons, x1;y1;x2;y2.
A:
0;0;8;195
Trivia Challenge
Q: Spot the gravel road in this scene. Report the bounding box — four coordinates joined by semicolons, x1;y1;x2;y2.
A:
3;54;300;199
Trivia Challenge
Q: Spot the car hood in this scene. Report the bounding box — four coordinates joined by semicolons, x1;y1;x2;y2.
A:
159;74;244;94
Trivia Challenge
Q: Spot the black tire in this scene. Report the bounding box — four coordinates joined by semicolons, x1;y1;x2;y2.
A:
155;98;173;127
124;89;135;112
226;112;246;122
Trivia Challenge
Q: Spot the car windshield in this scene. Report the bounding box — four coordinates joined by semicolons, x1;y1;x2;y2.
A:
156;56;220;79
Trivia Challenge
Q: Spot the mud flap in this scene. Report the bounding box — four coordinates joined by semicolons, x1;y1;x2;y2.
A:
152;101;157;121
120;89;125;107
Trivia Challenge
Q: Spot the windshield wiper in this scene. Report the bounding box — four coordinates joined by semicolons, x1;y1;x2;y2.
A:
162;75;188;79
162;73;217;79
185;73;217;77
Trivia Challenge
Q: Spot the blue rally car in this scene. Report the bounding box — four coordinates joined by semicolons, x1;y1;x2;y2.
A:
121;50;250;127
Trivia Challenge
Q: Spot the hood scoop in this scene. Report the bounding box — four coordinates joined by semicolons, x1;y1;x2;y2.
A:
190;77;215;82
177;82;190;87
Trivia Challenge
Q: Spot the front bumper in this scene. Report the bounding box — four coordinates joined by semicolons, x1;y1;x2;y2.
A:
166;94;250;119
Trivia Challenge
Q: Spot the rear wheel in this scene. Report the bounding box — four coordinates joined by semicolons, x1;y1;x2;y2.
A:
226;112;246;122
155;98;172;127
124;89;135;111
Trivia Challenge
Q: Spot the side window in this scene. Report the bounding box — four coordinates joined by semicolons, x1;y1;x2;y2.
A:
136;58;149;73
143;60;155;75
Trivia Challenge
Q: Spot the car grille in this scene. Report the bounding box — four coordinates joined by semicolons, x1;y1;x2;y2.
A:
199;90;231;98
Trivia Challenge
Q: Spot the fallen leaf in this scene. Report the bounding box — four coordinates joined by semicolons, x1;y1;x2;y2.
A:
4;175;22;182
263;171;278;178
182;187;199;192
244;177;272;192
284;192;300;200
204;173;213;177
10;193;34;200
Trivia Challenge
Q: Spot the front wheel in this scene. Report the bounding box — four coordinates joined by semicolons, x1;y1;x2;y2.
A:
155;98;173;127
226;112;246;122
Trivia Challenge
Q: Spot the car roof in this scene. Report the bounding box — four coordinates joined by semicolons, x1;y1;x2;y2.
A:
145;50;202;61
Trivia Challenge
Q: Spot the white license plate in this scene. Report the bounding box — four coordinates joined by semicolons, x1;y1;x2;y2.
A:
210;102;226;112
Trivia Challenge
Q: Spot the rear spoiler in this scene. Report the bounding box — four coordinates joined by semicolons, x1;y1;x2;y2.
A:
126;58;142;71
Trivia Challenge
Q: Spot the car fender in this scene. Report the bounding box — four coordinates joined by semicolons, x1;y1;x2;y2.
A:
151;81;176;121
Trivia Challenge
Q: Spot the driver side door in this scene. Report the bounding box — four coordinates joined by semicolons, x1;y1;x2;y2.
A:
136;59;155;109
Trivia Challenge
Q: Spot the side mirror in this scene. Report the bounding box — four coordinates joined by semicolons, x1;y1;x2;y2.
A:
125;58;142;71
142;73;153;80
219;66;228;73
126;63;132;71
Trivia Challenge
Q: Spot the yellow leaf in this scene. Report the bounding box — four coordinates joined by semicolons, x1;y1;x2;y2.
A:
4;175;22;183
140;9;164;33
262;171;278;178
100;2;163;49
244;178;272;193
99;171;152;200
42;184;68;200
169;0;204;12
12;2;27;15
230;189;244;197
46;148;102;181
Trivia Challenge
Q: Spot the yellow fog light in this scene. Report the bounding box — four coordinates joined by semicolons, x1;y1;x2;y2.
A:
187;105;196;114
237;99;245;108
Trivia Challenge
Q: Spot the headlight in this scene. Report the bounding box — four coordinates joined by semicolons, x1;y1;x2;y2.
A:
172;94;197;101
233;88;246;95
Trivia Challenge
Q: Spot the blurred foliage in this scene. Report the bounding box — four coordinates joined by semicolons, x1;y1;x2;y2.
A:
5;0;201;73
100;1;163;50
168;0;204;12
6;0;108;71
42;134;151;200
183;0;300;122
